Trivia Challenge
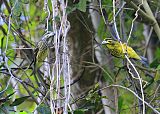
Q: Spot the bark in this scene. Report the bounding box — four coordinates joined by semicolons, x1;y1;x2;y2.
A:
67;1;116;113
68;10;101;109
89;1;116;114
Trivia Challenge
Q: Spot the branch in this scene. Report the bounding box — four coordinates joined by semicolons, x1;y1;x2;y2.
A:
142;0;160;40
125;0;154;23
125;0;160;40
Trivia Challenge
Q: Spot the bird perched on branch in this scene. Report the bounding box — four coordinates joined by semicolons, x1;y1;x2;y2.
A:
34;39;49;68
34;32;55;69
30;32;55;88
102;39;142;60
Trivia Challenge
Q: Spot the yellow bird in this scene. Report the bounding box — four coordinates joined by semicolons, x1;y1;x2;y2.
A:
102;39;141;60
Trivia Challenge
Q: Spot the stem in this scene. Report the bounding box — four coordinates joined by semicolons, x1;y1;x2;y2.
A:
142;0;160;40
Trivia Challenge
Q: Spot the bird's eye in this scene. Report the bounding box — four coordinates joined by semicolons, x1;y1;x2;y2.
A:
107;40;116;46
106;40;112;44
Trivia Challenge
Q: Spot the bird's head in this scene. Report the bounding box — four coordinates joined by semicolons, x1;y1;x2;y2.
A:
102;39;116;46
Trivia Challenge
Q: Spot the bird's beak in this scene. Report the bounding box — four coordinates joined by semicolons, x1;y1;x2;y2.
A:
102;40;107;45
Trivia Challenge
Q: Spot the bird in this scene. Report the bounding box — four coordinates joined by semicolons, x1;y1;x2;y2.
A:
102;39;142;60
34;39;49;69
33;32;55;71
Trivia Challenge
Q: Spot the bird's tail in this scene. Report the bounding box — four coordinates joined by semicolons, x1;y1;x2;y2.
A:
140;56;149;67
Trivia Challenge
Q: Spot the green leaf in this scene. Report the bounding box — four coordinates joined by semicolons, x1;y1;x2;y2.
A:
156;65;160;70
154;70;160;83
6;92;15;99
118;96;123;112
31;0;38;3
155;48;160;58
20;0;29;4
157;80;160;84
77;0;87;12
73;109;88;114
12;1;22;17
108;12;113;22
36;104;51;114
10;96;30;106
10;0;15;6
66;6;77;14
150;58;160;68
